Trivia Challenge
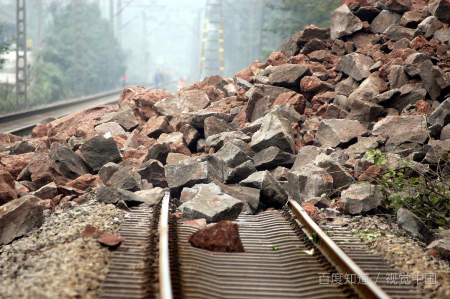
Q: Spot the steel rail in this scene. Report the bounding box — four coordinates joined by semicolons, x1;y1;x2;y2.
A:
159;192;173;299
288;199;391;299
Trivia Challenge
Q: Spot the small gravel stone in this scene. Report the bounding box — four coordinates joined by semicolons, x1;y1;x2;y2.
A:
0;200;125;299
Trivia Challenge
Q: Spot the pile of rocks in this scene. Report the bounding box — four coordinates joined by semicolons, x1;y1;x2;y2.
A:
1;0;450;260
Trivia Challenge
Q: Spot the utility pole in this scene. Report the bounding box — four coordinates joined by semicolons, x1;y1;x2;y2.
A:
15;0;27;108
143;11;149;82
109;0;115;88
73;0;85;97
116;0;122;44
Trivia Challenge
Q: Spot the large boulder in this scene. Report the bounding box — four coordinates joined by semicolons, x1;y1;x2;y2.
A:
336;53;374;81
188;221;245;252
370;10;402;34
0;170;18;206
342;183;384;214
0;195;44;245
314;119;367;148
252;146;296;169
397;208;435;244
215;143;252;168
240;171;288;208
287;165;333;204
250;111;295;154
330;4;363;40
165;158;225;196
50;143;90;180
79;135;122;172
96;106;138;131
133;159;167;188
313;154;354;190
267;64;310;87
429;0;450;24
106;168;142;192
179;183;244;222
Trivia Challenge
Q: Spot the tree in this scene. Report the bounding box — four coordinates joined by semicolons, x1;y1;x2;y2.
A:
0;25;11;70
30;1;125;106
260;0;341;59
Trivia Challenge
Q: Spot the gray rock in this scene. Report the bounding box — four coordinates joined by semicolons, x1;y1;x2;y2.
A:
342;183;384;214
95;122;126;136
106;168;142;192
388;65;409;89
434;28;450;43
253;146;296;169
386;84;427;112
164;159;224;196
250;111;295;154
383;24;421;41
336;53;374;81
314;119;367;148
133;159;167;188
50;143;90;180
12;141;35;154
330;4;363;40
291;145;321;171
440;123;450;140
418;16;444;36
33;182;58;199
371;10;402;34
0;195;44;245
348;73;387;104
313;154;354;190
428;98;450;127
271;166;290;181
345;136;384;158
347;99;387;125
213;181;260;214
429;0;450;24
300;38;328;55
386;0;411;13
96;106;138;131
227;160;257;183
206;131;252;151
170;111;230;130
179;183;244;222
204;116;233;140
240;171;288;207
79;135;121;173
397;208;435;244
228;139;255;158
373;115;429;153
96;185;143;207
215;143;252;168
179;124;200;148
419;60;449;101
427;239;450;260
197;139;206;152
98;162;122;184
422;139;450;164
287;165;333;204
267;64;310;87
144;143;171;164
399;9;429;27
134;187;165;207
234;77;253;90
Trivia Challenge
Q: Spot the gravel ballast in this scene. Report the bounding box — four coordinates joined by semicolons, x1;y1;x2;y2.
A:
0;201;125;299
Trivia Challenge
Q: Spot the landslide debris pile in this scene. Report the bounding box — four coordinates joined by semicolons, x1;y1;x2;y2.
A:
1;0;450;256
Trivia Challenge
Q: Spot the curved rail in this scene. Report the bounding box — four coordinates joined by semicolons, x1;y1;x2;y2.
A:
159;192;173;299
288;199;390;299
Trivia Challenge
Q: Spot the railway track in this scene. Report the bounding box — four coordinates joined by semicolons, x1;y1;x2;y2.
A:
0;81;177;135
100;196;423;299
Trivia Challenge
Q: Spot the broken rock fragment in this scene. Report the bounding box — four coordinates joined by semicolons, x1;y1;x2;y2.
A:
330;4;363;40
79;135;122;173
179;183;244;222
342;183;384;215
188;221;245;252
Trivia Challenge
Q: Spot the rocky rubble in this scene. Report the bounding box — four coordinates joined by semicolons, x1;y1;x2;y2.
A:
1;0;450;295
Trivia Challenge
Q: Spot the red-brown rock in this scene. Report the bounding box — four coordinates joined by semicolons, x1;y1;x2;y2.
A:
65;174;102;191
27;153;68;189
302;202;317;216
184;218;207;229
38;199;55;212
0;152;33;179
272;91;306;114
0;170;18;205
265;51;288;67
188;220;245;252
98;232;125;247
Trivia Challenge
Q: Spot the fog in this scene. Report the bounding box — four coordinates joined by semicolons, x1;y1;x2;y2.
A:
0;0;340;113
